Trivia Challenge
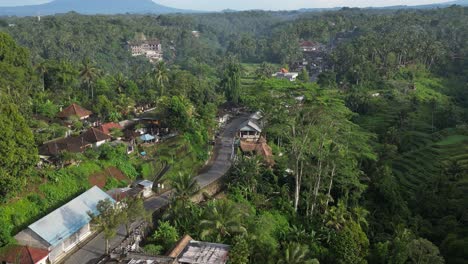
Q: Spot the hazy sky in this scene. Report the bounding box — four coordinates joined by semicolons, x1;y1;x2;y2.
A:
0;0;450;10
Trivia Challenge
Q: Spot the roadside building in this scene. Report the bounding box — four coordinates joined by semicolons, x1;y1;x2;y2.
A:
0;245;49;264
237;120;262;142
14;186;115;263
136;180;154;198
57;103;92;120
239;137;274;167
168;235;230;264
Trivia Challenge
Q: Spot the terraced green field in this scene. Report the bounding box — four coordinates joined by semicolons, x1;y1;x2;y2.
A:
391;129;468;197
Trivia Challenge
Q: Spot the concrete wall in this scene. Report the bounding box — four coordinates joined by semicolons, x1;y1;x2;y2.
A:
190;178;225;204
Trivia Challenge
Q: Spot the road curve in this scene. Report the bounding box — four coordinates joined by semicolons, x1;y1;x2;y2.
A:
63;114;248;264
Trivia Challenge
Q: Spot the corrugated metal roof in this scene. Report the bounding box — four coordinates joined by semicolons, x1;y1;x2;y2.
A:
239;120;262;133
28;186;115;247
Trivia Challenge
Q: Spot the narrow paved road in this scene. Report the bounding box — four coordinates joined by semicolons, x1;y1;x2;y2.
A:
63;114;248;264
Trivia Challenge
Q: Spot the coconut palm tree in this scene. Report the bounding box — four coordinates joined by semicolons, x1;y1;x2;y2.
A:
34;61;48;92
277;243;319;264
79;58;101;99
113;73;127;94
200;200;248;242
152;61;169;96
169;173;199;202
324;200;349;230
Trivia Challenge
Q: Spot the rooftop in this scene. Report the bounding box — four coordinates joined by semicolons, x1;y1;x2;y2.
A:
0;245;49;264
239;120;262;133
178;240;230;264
57;103;92;119
168;235;230;264
39;127;111;156
16;186;115;247
98;122;123;135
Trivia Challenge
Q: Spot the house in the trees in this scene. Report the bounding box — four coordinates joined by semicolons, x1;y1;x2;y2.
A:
39;127;111;159
57;103;92;120
240;137;274;167
272;68;299;82
81;127;112;147
300;40;320;52
0;245;49;264
128;39;163;63
237;120;262;142
97;122;123;136
15;186;115;263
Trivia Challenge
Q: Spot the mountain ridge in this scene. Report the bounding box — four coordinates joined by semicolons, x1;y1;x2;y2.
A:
0;0;467;17
0;0;192;16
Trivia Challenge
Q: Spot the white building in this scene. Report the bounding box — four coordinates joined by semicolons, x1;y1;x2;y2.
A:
137;180;154;198
128;39;163;63
237;120;262;142
15;186;115;263
272;69;299;82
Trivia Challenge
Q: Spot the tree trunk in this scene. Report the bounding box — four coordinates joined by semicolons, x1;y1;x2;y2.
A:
310;159;323;217
325;162;336;213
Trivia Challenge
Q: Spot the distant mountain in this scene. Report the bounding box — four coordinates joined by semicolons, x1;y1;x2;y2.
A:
0;0;193;16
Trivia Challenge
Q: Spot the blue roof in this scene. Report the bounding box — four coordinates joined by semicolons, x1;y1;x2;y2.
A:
140;134;155;141
28;186;115;247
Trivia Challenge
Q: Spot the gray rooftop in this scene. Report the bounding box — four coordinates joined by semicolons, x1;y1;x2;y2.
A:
27;186;115;247
239;120;262;133
178;241;230;264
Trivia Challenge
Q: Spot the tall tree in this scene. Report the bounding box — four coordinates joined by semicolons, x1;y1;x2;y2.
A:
120;197;148;236
79;58;101;99
200;200;248;242
0;102;37;201
152;61;169;96
88;199;121;255
221;58;241;104
169;173;199;202
277;243;319;264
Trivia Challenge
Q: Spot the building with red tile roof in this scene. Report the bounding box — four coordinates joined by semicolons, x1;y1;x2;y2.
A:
0;245;49;264
240;137;274;166
98;122;123;135
57;103;92;120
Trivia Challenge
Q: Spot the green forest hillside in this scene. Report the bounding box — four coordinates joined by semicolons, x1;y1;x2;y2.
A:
0;5;467;264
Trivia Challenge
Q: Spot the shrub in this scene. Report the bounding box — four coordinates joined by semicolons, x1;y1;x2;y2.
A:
144;244;164;255
151;221;179;252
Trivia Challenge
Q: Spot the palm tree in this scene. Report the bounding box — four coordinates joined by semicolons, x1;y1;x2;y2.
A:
351;206;369;228
277;243;319;264
34;61;48;92
169;173;199;201
152;61;169;96
200;200;248;242
324;200;349;230
79;58;101;99
113;73;127;94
